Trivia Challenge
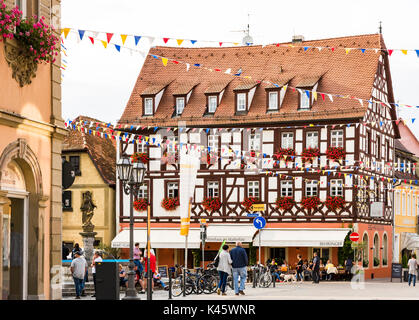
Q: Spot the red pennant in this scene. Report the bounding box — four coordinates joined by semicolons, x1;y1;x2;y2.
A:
106;33;113;43
172;60;179;64
396;120;400;125
89;36;94;44
292;87;296;92
219;42;223;46
388;50;393;56
163;38;169;43
320;93;325;101
331;47;335;52
276;43;280;47
214;68;221;72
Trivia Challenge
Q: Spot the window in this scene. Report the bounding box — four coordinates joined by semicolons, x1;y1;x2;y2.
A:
237;93;246;111
373;234;380;266
207;181;219;198
281;181;293;197
281;132;294;149
16;0;38;19
300;91;310;109
167;136;178;153
69;156;81;176
247;181;260;198
331;130;344;148
376;135;381;159
306;132;318;149
208;96;218;113
383;234;388;265
362;233;369;266
366;131;371;154
137;140;147;153
268;91;278;110
312;248;329;263
330;179;343;196
167;182;179;198
306;180;318;197
137;183;148;199
144;98;153;115
176;97;185;115
208;135;218;152
62;190;72;210
249;133;261;151
385;141;390;161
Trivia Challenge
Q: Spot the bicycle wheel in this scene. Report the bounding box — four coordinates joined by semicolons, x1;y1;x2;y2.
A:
171;276;184;297
226;275;234;291
200;275;218;294
259;272;272;288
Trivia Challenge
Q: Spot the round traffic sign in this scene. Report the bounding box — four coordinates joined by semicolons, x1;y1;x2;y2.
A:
253;217;266;229
349;232;360;242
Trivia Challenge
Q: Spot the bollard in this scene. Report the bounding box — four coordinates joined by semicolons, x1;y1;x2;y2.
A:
168;270;172;300
252;269;256;288
272;274;275;287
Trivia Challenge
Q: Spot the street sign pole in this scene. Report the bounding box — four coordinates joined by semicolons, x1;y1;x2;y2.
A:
259;229;261;265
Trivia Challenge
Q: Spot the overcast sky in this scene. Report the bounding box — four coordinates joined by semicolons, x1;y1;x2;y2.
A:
61;0;419;138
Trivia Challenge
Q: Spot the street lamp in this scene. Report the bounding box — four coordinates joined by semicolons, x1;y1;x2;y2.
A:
117;155;146;300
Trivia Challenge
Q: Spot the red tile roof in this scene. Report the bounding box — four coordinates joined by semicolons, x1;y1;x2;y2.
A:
119;34;395;128
63;116;116;186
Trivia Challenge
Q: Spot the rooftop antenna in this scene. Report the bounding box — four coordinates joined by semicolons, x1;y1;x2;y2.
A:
379;21;382;34
230;13;254;45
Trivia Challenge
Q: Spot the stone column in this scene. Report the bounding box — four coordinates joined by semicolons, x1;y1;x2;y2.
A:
79;231;97;267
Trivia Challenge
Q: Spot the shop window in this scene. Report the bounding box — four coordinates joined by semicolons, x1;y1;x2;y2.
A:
382;234;388;266
312;248;330;264
270;248;286;264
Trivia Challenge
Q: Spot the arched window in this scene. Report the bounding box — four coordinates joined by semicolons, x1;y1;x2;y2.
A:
383;234;388;266
362;233;369;268
373;234;380;267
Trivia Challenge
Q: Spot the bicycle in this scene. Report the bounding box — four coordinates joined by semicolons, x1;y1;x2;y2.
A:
251;264;272;288
170;265;218;296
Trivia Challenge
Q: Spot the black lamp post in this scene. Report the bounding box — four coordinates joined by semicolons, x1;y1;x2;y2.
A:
117;155;145;300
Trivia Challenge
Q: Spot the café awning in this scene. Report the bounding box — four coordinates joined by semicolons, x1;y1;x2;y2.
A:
401;232;419;250
111;228;201;248
206;224;256;243
252;228;351;247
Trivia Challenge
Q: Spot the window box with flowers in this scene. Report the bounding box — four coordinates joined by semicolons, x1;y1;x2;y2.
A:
241;197;260;212
161;197;180;211
202;197;222;213
301;148;320;163
325;196;345;210
133;198;148;212
130;152;149;164
301;196;321;211
275;197;296;211
273;148;295;162
1;1;59;86
326;146;346;161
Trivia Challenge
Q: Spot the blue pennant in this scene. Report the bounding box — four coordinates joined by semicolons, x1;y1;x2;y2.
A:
134;36;141;46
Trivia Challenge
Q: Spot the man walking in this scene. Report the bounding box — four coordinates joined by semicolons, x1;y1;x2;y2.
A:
312;251;320;284
229;242;248;296
70;251;87;299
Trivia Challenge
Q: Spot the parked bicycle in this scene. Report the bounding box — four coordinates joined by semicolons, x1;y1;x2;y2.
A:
170;265;218;297
251;264;273;288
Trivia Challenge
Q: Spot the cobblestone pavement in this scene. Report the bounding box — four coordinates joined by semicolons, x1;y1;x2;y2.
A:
63;278;419;300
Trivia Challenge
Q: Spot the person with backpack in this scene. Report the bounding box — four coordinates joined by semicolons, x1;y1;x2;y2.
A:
216;244;232;296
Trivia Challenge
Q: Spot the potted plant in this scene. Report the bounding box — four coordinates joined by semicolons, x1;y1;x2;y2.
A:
202;197;222;213
301;148;320;163
133;198;148;212
301;196;321;211
275;196;296;211
326;146;346;161
325;196;345;210
161;197;180;211
241;197;260;211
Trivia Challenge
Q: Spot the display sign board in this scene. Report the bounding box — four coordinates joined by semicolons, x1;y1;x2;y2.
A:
370;202;384;218
158;265;168;278
251;204;265;212
390;263;402;282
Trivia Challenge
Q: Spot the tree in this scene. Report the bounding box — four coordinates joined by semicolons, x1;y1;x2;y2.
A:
338;229;354;266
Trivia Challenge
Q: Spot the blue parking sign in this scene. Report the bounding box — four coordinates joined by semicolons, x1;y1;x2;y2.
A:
253;216;266;229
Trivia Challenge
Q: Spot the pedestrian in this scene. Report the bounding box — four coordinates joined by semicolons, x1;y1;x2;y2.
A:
144;249;156;292
269;258;281;282
134;243;145;293
229;241;248;295
119;264;128;288
344;257;353;281
312;251;320;284
216;244;232;296
71;243;83;259
80;253;88;296
70;251;87;299
91;251;103;297
62;243;70;260
296;254;304;281
408;253;418;287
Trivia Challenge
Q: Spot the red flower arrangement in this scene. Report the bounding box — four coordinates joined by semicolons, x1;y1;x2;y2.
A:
161;197;180;211
301;196;321;210
326;146;346;161
325;196;345;210
202;197;222;212
301;148;320;162
131;152;149;164
0;1;21;41
241;197;260;211
273;148;295;161
133;198;148;212
275;197;296;211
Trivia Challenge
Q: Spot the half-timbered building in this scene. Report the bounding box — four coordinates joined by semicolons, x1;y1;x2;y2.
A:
112;34;400;277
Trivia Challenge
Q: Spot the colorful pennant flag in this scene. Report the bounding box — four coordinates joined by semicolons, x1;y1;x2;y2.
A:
106;33;114;43
120;34;128;45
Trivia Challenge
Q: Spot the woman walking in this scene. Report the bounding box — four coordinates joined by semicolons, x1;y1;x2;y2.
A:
408;253;418;287
216;244;232;296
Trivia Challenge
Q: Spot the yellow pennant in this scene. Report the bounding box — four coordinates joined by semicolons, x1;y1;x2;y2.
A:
283;85;288;91
120;34;128;45
313;91;318;101
309;124;314;127
401;50;408;55
63;28;71;38
233;42;239;46
101;40;108;48
92;130;96;136
176;39;184;46
345;48;351;55
162;57;168;66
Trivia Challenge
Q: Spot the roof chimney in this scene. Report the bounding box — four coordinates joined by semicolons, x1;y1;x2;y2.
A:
292;35;304;43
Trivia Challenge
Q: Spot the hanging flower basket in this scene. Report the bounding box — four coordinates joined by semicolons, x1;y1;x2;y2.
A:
326;146;346;161
273;148;295;162
0;2;21;41
202;197;222;213
275;197;296;211
325;196;345;210
131;152;149;164
241;197;260;211
161;197;179;211
301;196;321;210
301;148;320;162
133;198;148;212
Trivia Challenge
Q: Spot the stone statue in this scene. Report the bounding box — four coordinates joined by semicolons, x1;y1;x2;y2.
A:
81;191;96;233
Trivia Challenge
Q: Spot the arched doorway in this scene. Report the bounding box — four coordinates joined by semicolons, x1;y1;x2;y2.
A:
0;139;46;300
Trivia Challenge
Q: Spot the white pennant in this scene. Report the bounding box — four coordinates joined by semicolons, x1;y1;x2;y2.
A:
328;94;334;102
186;63;190;72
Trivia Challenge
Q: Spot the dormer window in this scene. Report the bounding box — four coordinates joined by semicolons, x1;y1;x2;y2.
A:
176;97;185;115
237;93;247;111
144;97;154;115
296;75;321;110
299;90;311;109
208;95;218;113
268;91;278;110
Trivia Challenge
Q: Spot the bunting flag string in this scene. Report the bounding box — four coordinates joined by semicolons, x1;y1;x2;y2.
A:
61;29;419;111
